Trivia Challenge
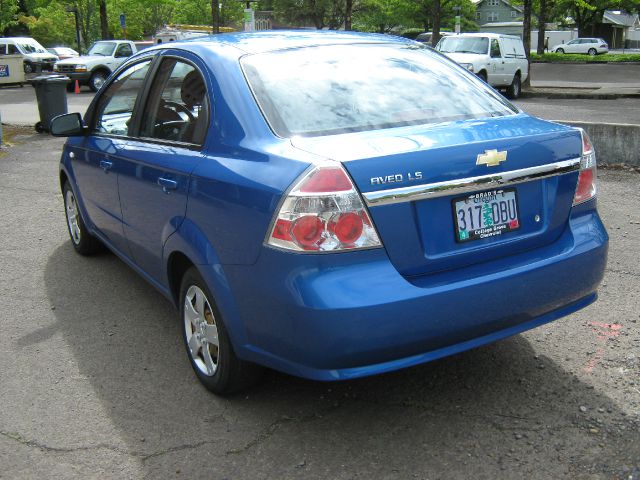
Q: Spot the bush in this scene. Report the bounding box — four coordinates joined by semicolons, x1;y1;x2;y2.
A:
531;52;640;63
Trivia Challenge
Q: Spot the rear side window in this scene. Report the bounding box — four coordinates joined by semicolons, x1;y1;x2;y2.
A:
139;58;209;146
242;44;517;137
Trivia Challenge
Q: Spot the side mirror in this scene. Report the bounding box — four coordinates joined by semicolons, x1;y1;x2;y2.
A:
50;113;88;137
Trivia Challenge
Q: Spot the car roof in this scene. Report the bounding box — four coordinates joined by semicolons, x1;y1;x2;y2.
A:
141;30;414;57
444;32;521;40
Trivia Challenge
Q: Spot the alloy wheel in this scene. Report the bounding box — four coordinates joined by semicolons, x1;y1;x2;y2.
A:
183;285;220;376
65;189;81;245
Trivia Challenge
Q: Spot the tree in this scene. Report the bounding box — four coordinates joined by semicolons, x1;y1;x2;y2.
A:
0;0;20;33
99;0;108;38
553;0;640;36
536;0;546;54
272;0;345;29
522;0;531;87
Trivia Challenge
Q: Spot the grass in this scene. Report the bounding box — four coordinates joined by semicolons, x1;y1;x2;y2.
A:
531;52;640;63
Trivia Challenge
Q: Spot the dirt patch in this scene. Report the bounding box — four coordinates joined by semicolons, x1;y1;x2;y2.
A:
0;124;38;154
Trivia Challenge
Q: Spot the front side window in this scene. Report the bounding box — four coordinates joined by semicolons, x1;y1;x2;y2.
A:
139;58;209;145
242;44;517;138
490;39;502;58
93;60;151;136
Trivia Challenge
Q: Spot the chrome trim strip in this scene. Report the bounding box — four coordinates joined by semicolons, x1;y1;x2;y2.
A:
363;157;581;206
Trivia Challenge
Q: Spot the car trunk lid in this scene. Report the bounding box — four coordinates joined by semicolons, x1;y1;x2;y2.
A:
291;114;583;277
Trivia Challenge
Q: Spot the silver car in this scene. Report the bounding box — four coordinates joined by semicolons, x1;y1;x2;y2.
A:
552;38;608;56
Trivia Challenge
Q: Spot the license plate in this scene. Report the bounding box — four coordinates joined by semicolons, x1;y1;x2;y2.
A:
453;188;520;243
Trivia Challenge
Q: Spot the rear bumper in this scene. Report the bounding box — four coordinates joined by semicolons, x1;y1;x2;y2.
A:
222;207;608;381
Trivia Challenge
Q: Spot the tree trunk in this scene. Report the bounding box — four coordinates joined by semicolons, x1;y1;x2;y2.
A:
345;0;352;30
522;0;532;87
431;0;441;47
536;0;546;54
211;0;219;33
99;0;109;40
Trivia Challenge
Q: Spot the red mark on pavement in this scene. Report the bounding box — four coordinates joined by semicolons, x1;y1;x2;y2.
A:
583;322;622;373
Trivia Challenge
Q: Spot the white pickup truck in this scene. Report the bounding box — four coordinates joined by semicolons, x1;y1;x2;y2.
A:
53;40;137;92
436;33;528;99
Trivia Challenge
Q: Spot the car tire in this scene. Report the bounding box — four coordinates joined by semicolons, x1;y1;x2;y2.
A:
89;70;108;92
506;72;521;99
588;48;597;56
23;62;33;74
180;267;263;395
556;48;564;54
66;82;76;93
477;71;487;82
62;181;104;255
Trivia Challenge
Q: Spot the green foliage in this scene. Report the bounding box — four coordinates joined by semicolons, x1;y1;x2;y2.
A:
273;0;345;29
353;0;414;33
20;1;77;46
532;52;640;62
0;0;20;33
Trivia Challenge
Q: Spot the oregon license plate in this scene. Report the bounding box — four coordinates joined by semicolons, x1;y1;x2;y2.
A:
453;188;520;242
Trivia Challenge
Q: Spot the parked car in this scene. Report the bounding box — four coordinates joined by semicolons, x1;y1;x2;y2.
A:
53;40;138;91
436;32;528;99
51;31;608;395
47;47;79;60
0;37;57;73
415;31;454;44
551;38;608;55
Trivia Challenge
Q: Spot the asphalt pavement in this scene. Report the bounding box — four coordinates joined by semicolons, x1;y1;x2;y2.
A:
0;122;639;479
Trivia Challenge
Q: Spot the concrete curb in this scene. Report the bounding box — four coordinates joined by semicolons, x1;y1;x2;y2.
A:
557;121;640;166
521;89;640;99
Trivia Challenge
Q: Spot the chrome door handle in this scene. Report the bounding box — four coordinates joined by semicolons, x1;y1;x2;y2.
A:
157;177;178;194
99;160;113;172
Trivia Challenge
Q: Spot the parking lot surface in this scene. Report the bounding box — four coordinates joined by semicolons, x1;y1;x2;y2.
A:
0;131;638;479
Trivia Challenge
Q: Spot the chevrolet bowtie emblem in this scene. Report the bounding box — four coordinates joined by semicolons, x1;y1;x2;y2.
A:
476;149;507;167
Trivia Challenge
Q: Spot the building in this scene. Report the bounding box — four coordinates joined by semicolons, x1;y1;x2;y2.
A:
598;11;640;48
474;0;522;26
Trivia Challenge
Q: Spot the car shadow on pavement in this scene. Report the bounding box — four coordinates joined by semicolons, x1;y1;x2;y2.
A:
39;243;640;479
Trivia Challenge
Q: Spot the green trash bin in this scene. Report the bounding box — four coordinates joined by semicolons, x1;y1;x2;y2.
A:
29;75;71;133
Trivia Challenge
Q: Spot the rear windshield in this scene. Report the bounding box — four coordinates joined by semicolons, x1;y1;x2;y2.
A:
241;44;516;138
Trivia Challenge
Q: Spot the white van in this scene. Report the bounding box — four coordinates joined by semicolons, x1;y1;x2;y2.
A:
436;33;528;99
0;37;58;73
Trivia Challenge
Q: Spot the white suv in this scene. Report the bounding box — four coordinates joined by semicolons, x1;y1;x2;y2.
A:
436;33;529;99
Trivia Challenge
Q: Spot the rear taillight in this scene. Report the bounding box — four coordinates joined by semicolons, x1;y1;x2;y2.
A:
266;162;382;252
573;130;597;205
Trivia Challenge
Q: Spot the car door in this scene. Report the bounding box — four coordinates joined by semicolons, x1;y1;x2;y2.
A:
117;53;210;284
112;43;133;70
73;58;153;255
565;40;579;53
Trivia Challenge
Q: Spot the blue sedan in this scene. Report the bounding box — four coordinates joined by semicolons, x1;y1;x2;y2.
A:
51;31;608;394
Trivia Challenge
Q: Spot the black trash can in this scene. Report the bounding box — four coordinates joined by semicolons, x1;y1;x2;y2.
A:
29;75;71;133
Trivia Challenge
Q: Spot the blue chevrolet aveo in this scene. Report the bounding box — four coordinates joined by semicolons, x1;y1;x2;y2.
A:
51;31;608;395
